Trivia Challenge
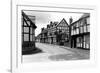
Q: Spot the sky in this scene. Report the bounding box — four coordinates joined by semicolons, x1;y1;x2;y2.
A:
24;10;84;36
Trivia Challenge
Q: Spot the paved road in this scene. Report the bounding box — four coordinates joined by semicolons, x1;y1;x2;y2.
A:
23;42;90;63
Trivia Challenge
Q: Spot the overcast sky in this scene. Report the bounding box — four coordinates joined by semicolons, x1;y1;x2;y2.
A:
24;11;83;36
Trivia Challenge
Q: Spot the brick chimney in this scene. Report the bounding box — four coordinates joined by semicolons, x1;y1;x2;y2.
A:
69;17;73;25
47;25;50;29
41;27;44;31
69;17;73;48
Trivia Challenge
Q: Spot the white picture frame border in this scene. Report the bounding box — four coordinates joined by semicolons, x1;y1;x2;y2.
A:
11;1;97;73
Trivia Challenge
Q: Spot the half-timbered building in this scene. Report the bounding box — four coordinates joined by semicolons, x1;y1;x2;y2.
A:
22;11;37;54
37;18;69;46
71;13;90;49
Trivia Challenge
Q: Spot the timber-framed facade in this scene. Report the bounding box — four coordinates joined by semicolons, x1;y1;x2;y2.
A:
36;18;70;46
22;11;37;54
70;13;90;49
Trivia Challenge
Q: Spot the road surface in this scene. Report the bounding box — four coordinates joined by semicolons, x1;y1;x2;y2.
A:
23;42;90;63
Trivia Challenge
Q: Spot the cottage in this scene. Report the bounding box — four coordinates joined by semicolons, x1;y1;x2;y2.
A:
22;11;37;54
70;13;90;49
37;18;69;46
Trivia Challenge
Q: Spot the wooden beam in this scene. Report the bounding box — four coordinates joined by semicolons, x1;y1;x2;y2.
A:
23;17;29;26
29;26;30;42
22;11;37;28
22;16;24;42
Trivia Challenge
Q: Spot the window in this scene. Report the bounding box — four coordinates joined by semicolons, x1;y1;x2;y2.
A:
71;26;73;30
71;30;73;35
23;23;35;42
83;25;87;32
80;21;82;26
24;27;29;33
30;27;33;34
83;42;86;48
53;38;56;42
33;35;35;41
57;27;59;29
73;25;76;30
87;25;90;32
80;27;83;33
30;35;33;41
87;17;90;24
76;28;79;34
74;29;76;35
83;35;90;49
76;38;80;47
67;27;69;30
76;23;79;27
24;34;29;41
60;27;62;30
76;37;83;48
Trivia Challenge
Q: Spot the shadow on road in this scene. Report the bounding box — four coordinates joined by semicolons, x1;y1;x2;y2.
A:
22;47;43;55
48;53;90;61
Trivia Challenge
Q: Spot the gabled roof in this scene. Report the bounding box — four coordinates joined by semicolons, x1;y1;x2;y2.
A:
71;13;90;26
56;18;69;27
41;28;48;33
40;18;69;33
22;11;37;28
47;18;69;30
80;13;90;19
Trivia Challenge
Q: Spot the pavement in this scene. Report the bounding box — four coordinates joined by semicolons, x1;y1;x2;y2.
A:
23;42;90;63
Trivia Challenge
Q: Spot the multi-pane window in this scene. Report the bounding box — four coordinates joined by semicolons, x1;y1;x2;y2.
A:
30;27;32;34
30;35;33;41
76;37;83;48
24;27;29;33
74;29;76;35
71;22;80;35
71;16;90;35
22;23;35;42
22;11;36;43
71;30;73;35
53;38;56;43
80;26;83;33
76;37;80;47
83;35;90;49
87;17;90;32
76;28;79;34
33;35;35;41
87;25;90;32
87;17;90;24
23;27;33;41
83;25;87;32
24;34;29;41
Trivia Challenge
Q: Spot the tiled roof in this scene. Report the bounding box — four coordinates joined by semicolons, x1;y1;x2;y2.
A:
80;13;90;19
71;13;90;26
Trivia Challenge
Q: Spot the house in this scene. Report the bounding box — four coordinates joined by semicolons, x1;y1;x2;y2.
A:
22;11;37;54
37;18;69;46
70;13;90;49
